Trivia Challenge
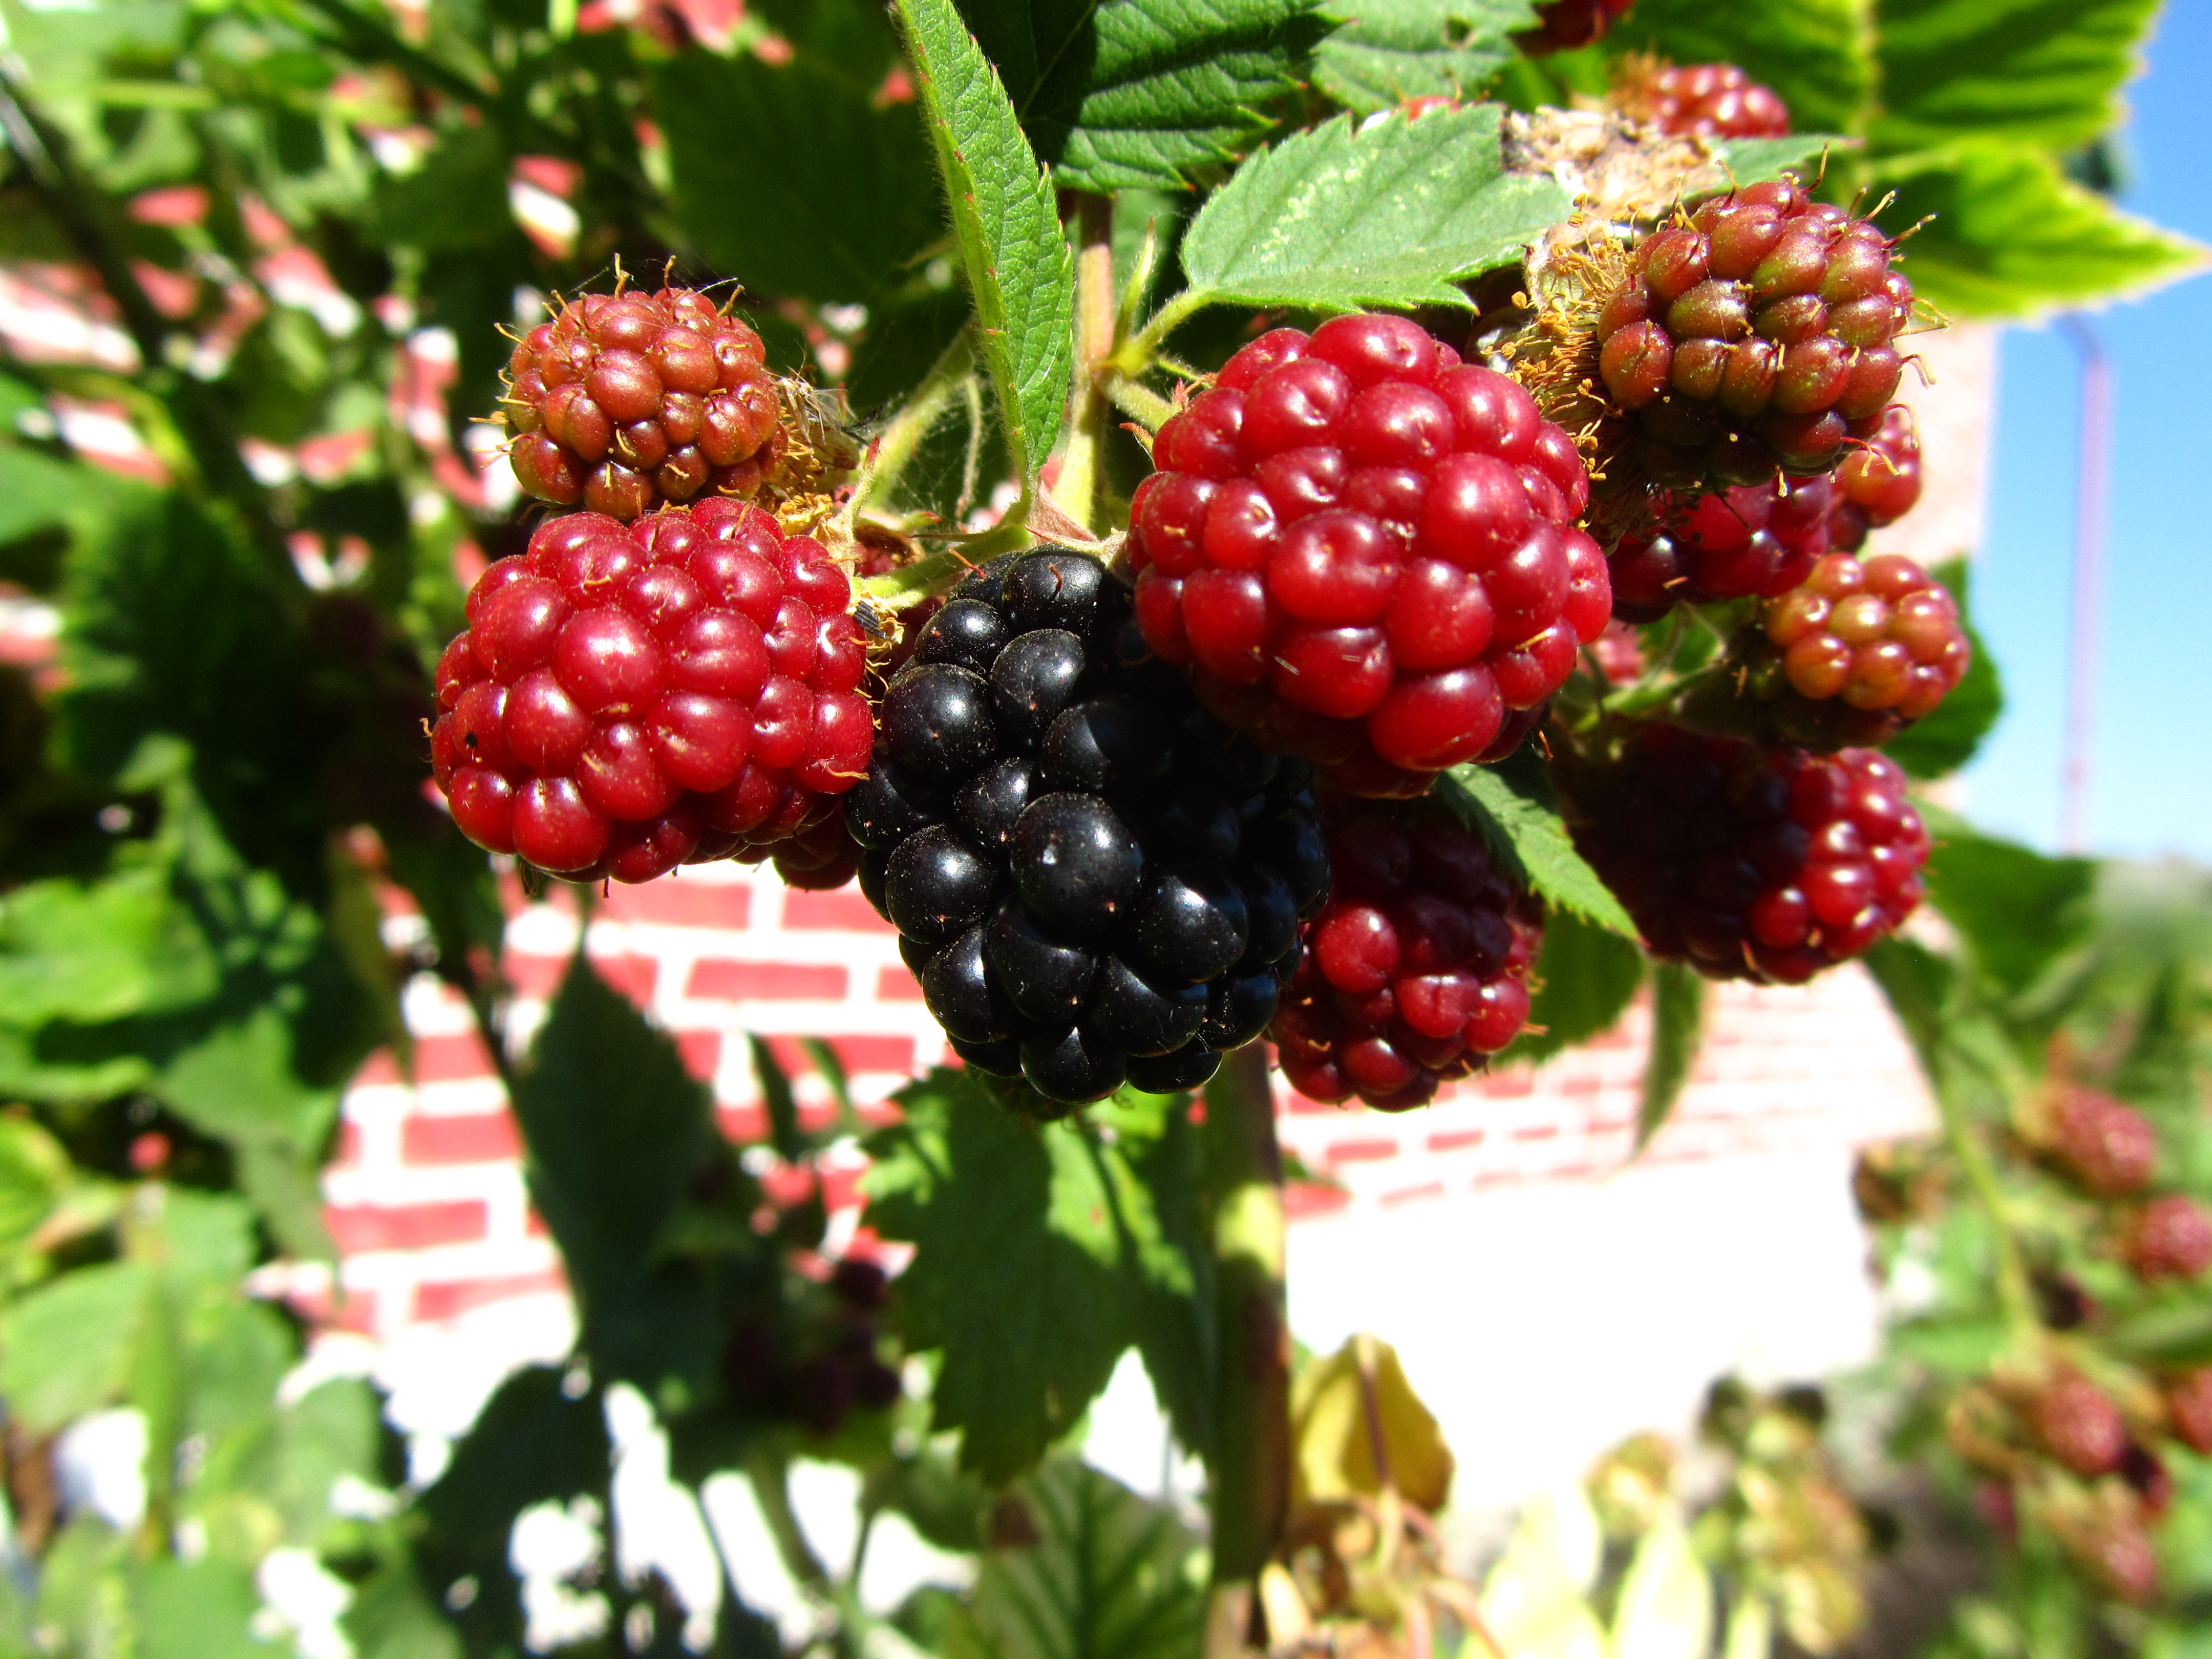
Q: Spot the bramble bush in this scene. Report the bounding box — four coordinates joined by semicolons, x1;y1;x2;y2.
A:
0;0;2205;1654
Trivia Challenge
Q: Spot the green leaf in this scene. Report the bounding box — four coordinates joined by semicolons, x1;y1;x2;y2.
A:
1877;143;2209;320
655;51;942;304
1861;932;1958;1082
1886;558;2002;779
1634;963;1706;1155
1870;0;2161;154
943;1460;1205;1659
896;0;1077;487
341;1559;465;1659
747;1032;807;1161
1177;104;1569;312
137;1556;266;1659
0;1261;153;1432
1441;756;1640;939
0;444;83;553
1504;909;1646;1067
862;1069;1138;1483
1921;819;2096;1005
963;0;1329;191
362;125;512;253
1311;0;1536;116
1604;0;1875;136
1094;1095;1215;1464
513;959;718;1391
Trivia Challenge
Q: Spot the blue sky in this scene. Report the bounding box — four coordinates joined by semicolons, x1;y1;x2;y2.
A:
1963;2;2212;859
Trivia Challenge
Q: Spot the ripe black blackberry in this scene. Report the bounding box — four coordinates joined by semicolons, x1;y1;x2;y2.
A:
847;549;1330;1107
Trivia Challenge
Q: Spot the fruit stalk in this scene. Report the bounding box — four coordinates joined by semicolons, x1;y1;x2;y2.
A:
1202;1042;1290;1655
1050;193;1118;535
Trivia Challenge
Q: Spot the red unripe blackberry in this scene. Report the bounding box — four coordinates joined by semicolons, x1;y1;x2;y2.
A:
1561;724;1928;984
1606;471;1832;621
1269;800;1540;1111
502;285;782;519
1518;0;1633;53
1738;549;1970;747
2046;1087;2158;1198
2123;1195;2212;1284
2072;1522;2160;1605
2164;1368;2212;1455
1619;63;1790;139
2031;1370;2129;1478
431;501;874;882
1129;314;1610;797
2120;1441;2175;1518
1594;177;1913;490
1829;405;1922;551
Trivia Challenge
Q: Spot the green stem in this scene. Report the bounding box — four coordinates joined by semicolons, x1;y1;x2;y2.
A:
1052;195;1117;536
742;1443;831;1590
1110;287;1211;381
1103;376;1177;435
1201;1045;1289;1657
1932;1068;2039;1338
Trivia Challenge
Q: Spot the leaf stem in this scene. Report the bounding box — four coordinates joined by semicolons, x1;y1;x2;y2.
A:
1111;287;1211;381
1051;194;1118;536
1201;1044;1290;1657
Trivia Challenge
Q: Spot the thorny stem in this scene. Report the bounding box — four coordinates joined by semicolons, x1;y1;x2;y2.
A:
1202;1044;1290;1658
1051;194;1118;536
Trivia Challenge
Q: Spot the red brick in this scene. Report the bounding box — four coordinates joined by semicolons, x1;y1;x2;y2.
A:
505;952;567;998
412;1268;567;1322
1380;1180;1444;1208
718;1103;769;1143
287;1284;379;1335
1325;1137;1400;1165
402;1112;521;1166
876;965;926;1002
765;1033;914;1077
599;881;751;929
783;888;896;933
1482;1070;1536;1098
327;1200;488;1253
1427;1129;1485;1153
332;1121;365;1168
1285;1089;1347;1115
677;1030;722;1082
1285;1182;1352;1219
408;1033;500;1084
687;960;847;1001
820;1166;863;1211
1511;1122;1561;1142
590;951;658;1005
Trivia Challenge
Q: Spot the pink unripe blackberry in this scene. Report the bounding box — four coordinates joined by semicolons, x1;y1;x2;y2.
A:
2165;1368;2212;1455
1269;799;1540;1110
1739;549;1971;747
502;285;782;519
2123;1195;2212;1284
2031;1370;2128;1477
1129;314;1610;798
431;500;874;883
1829;403;1922;550
1595;177;1913;490
1607;471;1833;621
1619;62;1790;140
1562;724;1928;984
2072;1522;2160;1604
2046;1087;2158;1198
1517;0;1633;53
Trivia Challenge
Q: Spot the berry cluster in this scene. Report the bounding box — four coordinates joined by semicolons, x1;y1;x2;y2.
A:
1735;550;1971;748
1518;0;1634;53
431;500;873;882
502;285;782;520
2044;1087;2158;1198
1596;177;1912;488
1129;313;1610;797
1562;724;1928;983
1828;404;1922;550
1618;62;1791;139
845;549;1329;1105
1607;469;1833;621
720;1255;901;1436
1270;800;1539;1109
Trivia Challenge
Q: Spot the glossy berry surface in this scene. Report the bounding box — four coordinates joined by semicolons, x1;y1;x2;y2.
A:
430;501;873;882
1129;314;1610;797
2124;1195;2212;1284
1518;0;1633;52
1563;724;1928;984
1621;62;1790;139
502;285;781;519
1596;177;1912;488
2046;1087;2158;1198
1270;800;1540;1111
847;549;1328;1107
1829;404;1923;550
1739;549;1971;747
1607;469;1833;621
2032;1370;2128;1478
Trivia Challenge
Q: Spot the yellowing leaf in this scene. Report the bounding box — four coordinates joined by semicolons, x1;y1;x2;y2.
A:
1290;1334;1454;1514
1610;1515;1713;1659
1479;1485;1607;1655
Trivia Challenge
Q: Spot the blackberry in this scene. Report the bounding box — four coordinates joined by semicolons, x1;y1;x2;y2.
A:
1829;405;1922;551
847;548;1328;1107
1270;800;1540;1111
2122;1195;2212;1284
762;811;861;892
1731;549;1971;748
2031;1370;2127;1477
2045;1087;2158;1199
1594;177;1913;489
719;1248;901;1435
502;284;788;519
431;501;874;882
1129;314;1610;797
1616;62;1791;139
1517;0;1633;53
1561;723;1928;984
1607;470;1833;621
2164;1369;2212;1455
